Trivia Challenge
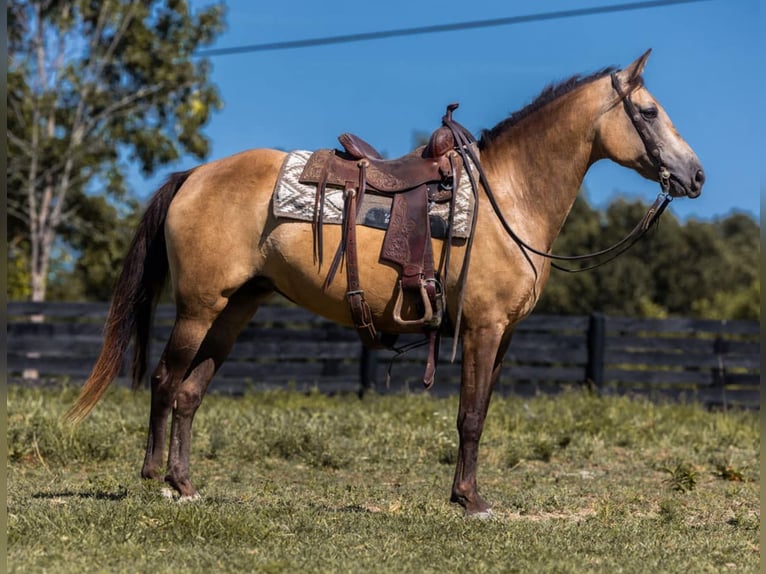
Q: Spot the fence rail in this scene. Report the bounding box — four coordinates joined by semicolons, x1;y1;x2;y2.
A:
7;302;761;408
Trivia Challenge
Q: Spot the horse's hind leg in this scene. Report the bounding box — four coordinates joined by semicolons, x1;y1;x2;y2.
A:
163;280;271;498
141;308;224;483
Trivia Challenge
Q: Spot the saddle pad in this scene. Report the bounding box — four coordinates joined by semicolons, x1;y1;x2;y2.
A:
272;149;478;239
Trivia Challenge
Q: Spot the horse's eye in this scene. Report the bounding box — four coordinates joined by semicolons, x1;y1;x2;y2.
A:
641;107;658;120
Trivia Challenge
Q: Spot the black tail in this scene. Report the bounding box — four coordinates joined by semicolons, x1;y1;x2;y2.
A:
66;170;193;423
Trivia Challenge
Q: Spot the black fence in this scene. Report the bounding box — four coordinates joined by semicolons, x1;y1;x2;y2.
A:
7;302;760;408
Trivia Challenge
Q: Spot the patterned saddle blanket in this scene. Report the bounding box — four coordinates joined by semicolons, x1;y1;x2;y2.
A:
272;150;478;239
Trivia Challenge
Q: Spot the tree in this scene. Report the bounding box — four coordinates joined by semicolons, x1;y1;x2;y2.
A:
47;194;143;301
534;191;601;315
685;213;760;319
536;194;760;320
7;0;225;301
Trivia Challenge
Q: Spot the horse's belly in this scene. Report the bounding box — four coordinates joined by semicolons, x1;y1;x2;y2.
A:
262;220;449;333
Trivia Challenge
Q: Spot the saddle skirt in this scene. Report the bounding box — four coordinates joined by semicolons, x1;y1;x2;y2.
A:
272;149;478;239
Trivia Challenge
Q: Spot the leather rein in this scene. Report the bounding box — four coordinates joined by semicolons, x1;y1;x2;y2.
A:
442;71;673;275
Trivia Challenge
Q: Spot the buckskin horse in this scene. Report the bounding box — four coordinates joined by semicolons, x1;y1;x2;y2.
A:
68;51;704;516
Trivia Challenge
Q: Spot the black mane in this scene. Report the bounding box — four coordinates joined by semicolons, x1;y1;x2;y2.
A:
478;67;618;149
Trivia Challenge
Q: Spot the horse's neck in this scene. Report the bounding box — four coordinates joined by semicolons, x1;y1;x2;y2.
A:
481;87;602;250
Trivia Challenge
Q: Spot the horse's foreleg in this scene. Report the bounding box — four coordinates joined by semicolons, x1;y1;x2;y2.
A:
451;326;512;516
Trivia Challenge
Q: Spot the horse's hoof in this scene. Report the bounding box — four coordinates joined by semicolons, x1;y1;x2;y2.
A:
160;486;200;502
160;487;177;499
466;508;494;519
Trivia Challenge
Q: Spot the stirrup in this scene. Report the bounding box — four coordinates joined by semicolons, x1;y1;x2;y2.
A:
392;279;440;327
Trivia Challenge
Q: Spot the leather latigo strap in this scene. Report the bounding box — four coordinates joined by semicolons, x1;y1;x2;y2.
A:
311;155;330;265
342;175;383;350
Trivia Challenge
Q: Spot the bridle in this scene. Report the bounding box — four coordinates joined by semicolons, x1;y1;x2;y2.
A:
610;72;673;196
442;70;673;275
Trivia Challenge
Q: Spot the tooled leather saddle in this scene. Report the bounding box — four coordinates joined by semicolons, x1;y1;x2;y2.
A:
298;104;479;388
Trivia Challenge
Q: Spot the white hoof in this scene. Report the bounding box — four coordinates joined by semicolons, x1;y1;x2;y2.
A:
468;508;494;520
160;487;176;499
179;492;201;503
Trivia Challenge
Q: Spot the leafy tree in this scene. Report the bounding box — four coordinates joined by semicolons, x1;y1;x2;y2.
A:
47;195;142;301
685;213;760;319
7;240;32;300
7;0;225;301
591;198;672;316
692;277;759;320
536;195;759;319
534;191;601;315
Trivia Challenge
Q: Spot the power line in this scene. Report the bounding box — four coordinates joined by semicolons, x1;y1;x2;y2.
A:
195;0;714;57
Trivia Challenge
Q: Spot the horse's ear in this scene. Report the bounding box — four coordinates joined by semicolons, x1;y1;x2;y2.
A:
619;49;652;84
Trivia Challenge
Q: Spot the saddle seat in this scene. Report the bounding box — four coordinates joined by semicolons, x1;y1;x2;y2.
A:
339;123;456;161
334;123;458;193
337;133;384;160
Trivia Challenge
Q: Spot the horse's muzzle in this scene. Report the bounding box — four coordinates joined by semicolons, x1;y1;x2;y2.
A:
669;165;704;198
688;168;705;198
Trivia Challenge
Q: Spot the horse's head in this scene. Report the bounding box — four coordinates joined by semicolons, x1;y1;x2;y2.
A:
595;50;704;198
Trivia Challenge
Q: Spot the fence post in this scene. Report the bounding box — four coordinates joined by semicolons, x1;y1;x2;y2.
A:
712;335;728;387
585;312;606;389
321;323;342;377
359;346;378;395
711;334;729;409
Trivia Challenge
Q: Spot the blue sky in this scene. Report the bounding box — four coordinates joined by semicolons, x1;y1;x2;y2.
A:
143;0;760;222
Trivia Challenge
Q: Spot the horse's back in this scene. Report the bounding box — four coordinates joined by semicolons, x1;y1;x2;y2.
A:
170;148;286;213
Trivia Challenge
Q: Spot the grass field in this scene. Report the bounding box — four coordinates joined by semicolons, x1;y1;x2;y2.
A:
7;384;760;573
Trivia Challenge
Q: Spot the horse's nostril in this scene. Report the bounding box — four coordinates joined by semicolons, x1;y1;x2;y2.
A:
694;169;705;186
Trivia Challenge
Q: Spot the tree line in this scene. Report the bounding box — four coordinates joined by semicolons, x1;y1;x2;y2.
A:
534;195;759;320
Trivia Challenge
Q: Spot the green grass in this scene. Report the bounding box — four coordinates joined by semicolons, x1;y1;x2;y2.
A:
7;384;760;573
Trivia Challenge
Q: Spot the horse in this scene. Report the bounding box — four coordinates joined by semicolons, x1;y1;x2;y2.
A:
67;50;704;516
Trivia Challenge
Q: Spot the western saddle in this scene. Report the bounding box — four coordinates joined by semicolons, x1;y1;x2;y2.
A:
299;103;478;388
